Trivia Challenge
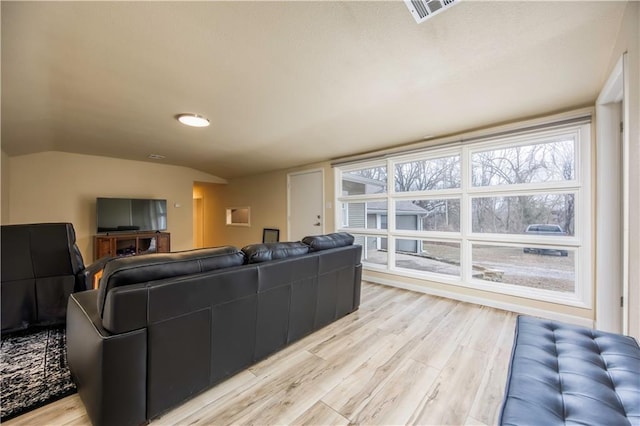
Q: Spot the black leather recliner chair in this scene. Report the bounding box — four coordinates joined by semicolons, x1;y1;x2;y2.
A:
1;222;108;334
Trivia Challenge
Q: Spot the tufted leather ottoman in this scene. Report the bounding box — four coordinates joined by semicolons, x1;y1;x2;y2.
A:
499;316;640;426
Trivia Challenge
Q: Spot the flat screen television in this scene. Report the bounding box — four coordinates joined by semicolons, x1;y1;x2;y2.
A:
96;197;167;233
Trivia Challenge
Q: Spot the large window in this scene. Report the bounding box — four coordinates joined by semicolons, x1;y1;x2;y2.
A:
336;124;591;307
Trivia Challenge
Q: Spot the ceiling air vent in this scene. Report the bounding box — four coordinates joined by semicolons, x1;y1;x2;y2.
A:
404;0;458;24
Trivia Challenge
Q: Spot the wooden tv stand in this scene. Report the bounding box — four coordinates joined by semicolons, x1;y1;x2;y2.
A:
94;231;170;259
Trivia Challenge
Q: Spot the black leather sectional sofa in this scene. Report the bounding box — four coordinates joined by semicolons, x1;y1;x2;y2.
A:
66;233;362;426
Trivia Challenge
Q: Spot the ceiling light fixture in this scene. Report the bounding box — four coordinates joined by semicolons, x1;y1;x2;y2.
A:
177;113;210;127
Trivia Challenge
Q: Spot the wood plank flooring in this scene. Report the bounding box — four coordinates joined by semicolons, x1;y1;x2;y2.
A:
4;282;517;426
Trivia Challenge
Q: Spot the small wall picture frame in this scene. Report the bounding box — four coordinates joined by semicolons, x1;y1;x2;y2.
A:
262;228;280;243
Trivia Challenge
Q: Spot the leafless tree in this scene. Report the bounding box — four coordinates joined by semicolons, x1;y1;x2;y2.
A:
347;139;575;236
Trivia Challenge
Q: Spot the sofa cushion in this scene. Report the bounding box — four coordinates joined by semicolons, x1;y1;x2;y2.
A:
242;242;309;264
98;246;244;316
302;232;354;252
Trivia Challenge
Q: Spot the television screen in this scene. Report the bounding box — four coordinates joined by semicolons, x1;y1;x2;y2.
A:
96;198;167;233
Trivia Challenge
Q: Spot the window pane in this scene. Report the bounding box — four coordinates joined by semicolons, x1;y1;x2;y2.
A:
472;194;574;236
342;166;387;195
355;235;388;266
472;244;575;292
396;199;460;232
471;138;575;186
395;155;460;192
395;239;460;277
341;201;387;230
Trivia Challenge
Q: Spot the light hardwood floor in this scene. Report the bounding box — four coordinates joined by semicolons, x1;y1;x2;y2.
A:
5;282;517;426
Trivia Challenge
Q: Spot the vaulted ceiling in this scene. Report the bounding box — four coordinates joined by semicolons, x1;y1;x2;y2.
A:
1;1;628;178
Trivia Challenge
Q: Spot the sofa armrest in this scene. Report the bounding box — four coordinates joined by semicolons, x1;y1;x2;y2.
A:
66;291;147;426
80;256;113;291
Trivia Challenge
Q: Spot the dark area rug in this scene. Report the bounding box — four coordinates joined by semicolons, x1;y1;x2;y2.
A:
0;326;77;421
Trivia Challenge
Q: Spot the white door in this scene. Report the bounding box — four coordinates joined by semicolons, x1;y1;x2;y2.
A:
288;169;324;241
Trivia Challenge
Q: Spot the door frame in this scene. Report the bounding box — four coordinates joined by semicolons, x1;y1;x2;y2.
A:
595;53;629;333
287;168;325;241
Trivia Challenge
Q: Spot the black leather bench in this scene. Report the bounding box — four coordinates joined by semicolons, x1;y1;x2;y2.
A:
499;315;640;426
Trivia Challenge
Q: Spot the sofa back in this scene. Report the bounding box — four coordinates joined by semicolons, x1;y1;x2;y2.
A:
97;246;245;317
98;233;360;334
98;233;356;319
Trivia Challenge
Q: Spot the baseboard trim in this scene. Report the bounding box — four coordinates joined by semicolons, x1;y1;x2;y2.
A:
363;274;595;328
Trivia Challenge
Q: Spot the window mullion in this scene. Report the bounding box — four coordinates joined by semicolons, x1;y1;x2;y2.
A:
460;145;472;283
387;158;395;270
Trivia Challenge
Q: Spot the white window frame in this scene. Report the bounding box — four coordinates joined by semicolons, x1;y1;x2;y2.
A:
335;123;592;308
340;193;349;228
